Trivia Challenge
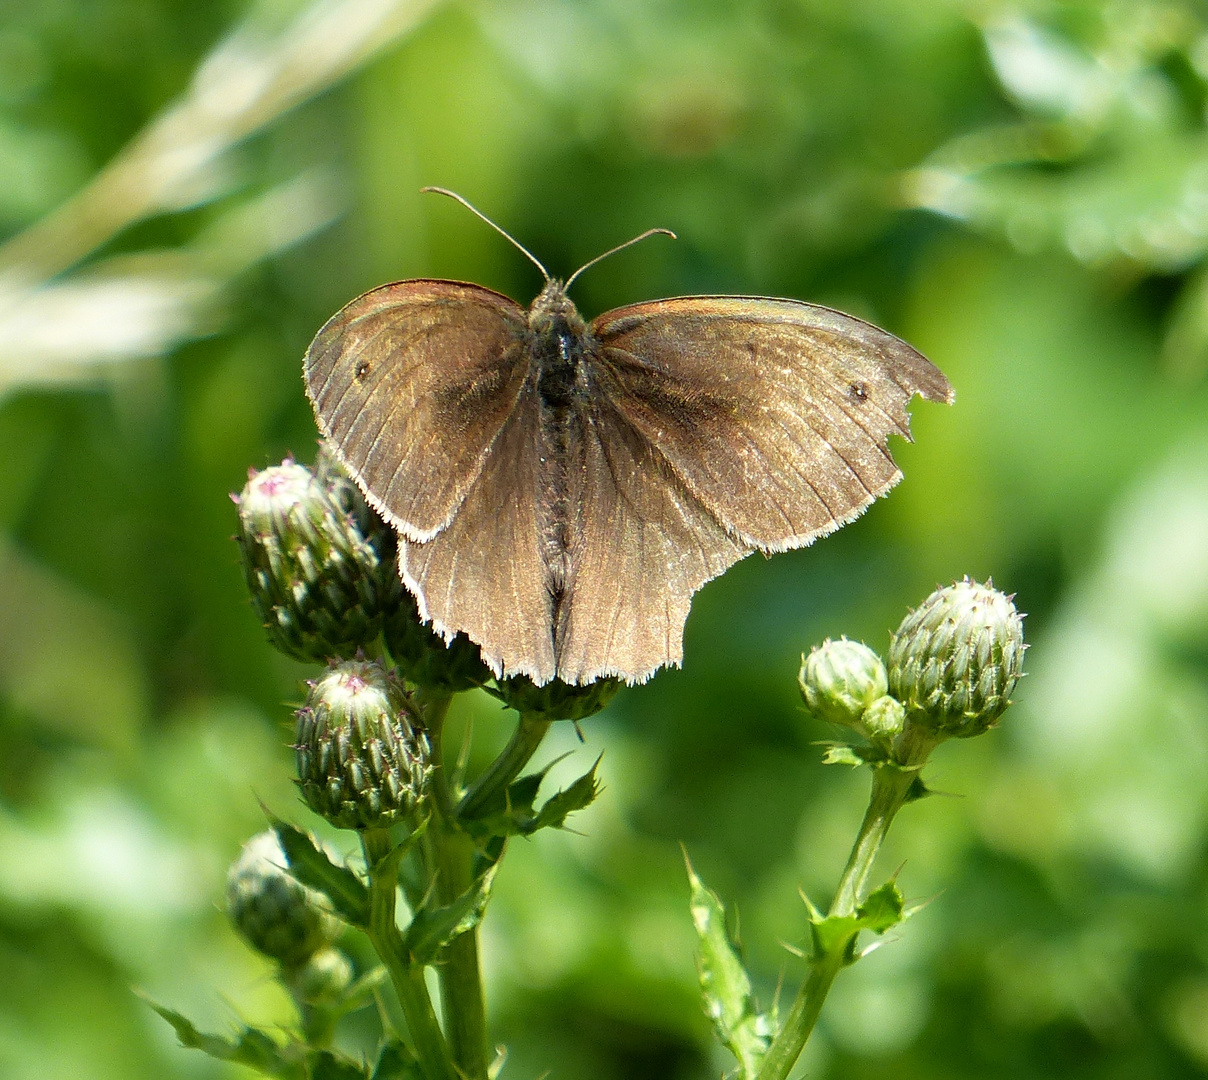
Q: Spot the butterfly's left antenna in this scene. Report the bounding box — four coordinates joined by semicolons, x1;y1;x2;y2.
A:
565;227;676;290
421;187;550;282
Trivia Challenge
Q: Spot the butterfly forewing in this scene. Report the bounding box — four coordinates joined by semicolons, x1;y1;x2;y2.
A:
590;296;953;552
305;280;529;540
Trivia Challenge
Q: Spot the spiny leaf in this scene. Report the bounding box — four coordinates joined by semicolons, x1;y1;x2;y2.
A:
820;745;865;767
146;1001;306;1079
403;865;498;964
529;758;601;832
371;1039;424;1080
272;818;369;927
817;742;888;767
808;880;906;961
686;854;774;1079
461;759;601;838
856;881;905;934
309;1050;369;1080
341;967;390;1013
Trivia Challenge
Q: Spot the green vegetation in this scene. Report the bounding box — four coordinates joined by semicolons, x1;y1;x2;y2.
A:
0;1;1206;1077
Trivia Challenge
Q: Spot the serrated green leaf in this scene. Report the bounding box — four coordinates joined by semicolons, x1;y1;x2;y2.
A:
808;911;860;958
147;1001;305;1079
272;819;369;927
820;745;865;767
529;758;601;831
818;742;890;767
371;1039;424;1080
403;865;497;964
808;880;906;961
461;758;600;839
504;771;544;818
856;881;905;934
308;1050;369;1080
341;967;390;1013
686;856;773;1079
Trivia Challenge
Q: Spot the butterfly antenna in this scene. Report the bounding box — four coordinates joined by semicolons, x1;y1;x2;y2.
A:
564;227;676;290
421;186;550;282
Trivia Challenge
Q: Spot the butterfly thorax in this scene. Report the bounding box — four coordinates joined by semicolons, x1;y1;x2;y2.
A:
529;280;590;407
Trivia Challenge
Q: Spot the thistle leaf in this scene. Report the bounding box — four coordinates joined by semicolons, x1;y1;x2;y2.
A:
272;818;369;928
686;856;774;1079
403;865;498;964
808;880;906;961
371;1039;424;1080
146;1001;306;1079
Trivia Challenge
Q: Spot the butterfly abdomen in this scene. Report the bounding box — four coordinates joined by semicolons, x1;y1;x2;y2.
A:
529;284;593;603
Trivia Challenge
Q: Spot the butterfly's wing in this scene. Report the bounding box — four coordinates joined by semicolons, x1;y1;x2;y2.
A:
400;381;557;684
553;394;747;685
589;296;953;552
305;279;529;541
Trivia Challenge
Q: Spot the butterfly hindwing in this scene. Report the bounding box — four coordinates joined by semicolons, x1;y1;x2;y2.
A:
400;381;557;683
590;296;953;552
305;279;529;541
553;392;747;684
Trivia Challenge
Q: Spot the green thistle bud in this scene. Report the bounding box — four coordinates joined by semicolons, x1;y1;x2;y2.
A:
489;675;621;722
385;592;492;693
889;578;1026;739
225;830;338;967
286;946;354;1007
233;457;401;663
798;638;888;729
862;695;906;741
314;443;397;561
295;659;431;830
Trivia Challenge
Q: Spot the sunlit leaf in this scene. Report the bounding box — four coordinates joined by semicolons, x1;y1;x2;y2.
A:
686;855;774;1079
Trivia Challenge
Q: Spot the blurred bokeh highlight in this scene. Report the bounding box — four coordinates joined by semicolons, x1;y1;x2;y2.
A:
1;0;1206;1077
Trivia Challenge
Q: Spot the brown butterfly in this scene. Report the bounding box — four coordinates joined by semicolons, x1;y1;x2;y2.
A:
305;189;953;687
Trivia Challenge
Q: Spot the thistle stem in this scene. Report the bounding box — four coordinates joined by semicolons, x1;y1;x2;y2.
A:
422;693;496;1080
755;729;934;1080
457;713;551;821
360;828;456;1080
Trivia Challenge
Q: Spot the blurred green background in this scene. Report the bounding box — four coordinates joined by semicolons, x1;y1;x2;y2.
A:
2;0;1207;1077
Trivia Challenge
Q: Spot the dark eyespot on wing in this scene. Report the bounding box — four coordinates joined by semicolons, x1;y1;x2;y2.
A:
589;295;952;552
304;279;529;541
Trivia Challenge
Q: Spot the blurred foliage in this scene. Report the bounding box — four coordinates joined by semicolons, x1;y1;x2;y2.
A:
0;0;1207;1078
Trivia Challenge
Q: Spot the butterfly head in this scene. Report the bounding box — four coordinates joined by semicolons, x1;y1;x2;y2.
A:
529;278;587;340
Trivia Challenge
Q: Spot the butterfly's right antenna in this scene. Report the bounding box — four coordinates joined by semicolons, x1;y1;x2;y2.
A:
421;187;550;283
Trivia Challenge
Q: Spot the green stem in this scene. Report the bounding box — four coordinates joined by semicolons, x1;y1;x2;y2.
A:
432;819;489;1079
755;729;935;1080
361;828;457;1080
456;713;551;821
291;992;337;1049
422;692;494;1080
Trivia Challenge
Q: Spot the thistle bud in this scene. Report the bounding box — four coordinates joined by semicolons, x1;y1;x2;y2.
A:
295;659;431;830
889;578;1025;739
286;946;354;1007
234;458;400;663
489;675;621;722
225;830;338;967
314;444;396;560
798;638;888;729
385;593;492;693
861;695;906;741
